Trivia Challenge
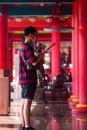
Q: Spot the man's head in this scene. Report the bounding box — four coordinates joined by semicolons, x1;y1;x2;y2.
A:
24;26;38;43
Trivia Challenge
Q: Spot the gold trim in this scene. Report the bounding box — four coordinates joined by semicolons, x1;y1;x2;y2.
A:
76;118;87;122
76;104;87;108
9;30;51;34
72;99;79;102
70;95;76;98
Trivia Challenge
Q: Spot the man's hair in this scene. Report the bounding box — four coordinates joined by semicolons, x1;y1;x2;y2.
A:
24;26;37;36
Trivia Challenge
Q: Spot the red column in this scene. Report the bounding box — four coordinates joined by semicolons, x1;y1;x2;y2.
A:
68;1;79;108
68;3;79;106
76;0;87;111
71;4;76;97
0;6;8;69
51;21;60;81
74;0;79;100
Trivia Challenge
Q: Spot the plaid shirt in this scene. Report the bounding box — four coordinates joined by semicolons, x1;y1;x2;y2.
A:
19;42;37;84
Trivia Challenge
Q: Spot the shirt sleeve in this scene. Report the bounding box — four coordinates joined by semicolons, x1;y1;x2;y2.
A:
26;45;36;63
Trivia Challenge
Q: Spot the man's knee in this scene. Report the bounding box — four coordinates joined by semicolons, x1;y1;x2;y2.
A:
24;99;32;107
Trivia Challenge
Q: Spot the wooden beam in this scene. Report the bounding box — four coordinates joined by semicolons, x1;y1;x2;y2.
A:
8;6;72;16
0;0;74;4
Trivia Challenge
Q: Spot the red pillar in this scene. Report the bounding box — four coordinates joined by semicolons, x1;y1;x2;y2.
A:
74;0;79;100
68;3;77;105
71;4;76;97
0;6;8;69
76;0;87;111
68;2;79;106
51;20;60;81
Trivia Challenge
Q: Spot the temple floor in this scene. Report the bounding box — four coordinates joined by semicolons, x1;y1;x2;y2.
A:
0;95;87;130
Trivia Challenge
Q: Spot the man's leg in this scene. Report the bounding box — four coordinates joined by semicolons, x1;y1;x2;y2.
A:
20;99;25;127
24;98;32;128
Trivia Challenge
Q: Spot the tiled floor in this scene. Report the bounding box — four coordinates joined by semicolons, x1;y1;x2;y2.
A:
0;99;87;130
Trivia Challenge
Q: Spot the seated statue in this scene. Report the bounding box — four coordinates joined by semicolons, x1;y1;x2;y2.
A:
53;73;65;89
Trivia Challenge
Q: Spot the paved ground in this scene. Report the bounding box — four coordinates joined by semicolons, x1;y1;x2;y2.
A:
0;88;87;130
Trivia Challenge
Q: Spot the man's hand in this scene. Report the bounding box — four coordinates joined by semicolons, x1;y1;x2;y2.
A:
37;53;44;60
32;53;44;66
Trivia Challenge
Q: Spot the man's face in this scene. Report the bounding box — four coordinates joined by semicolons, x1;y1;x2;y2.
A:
28;33;37;43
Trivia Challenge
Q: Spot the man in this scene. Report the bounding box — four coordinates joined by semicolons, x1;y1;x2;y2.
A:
19;26;43;130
